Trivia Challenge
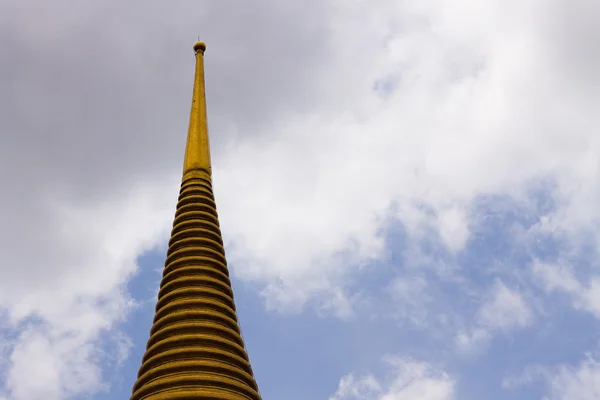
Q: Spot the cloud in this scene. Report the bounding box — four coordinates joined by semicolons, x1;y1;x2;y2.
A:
0;181;172;399
502;364;550;390
478;280;532;331
215;0;600;315
456;280;532;352
330;356;455;400
545;356;600;400
503;356;600;400
533;261;600;317
4;325;106;399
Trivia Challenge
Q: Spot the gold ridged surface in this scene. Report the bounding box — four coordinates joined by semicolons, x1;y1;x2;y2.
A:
130;42;261;400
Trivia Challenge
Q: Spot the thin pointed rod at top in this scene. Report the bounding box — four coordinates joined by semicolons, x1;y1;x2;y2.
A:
183;41;211;180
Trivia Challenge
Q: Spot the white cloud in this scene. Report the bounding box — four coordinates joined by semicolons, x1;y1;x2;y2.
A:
5;326;106;400
532;261;581;294
546;357;600;400
502;364;550;390
215;0;600;315
330;356;455;400
0;179;175;399
456;280;532;352
504;356;600;400
455;328;492;353
436;208;470;254
478;280;532;331
387;276;432;326
533;261;600;318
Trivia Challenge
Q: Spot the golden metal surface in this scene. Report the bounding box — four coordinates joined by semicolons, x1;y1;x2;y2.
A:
130;42;261;400
183;41;211;180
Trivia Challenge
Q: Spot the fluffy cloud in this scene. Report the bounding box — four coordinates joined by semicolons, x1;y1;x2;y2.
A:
330;356;455;400
0;181;173;398
503;356;600;400
216;0;600;313
478;281;532;331
456;280;532;352
533;261;600;317
546;357;600;400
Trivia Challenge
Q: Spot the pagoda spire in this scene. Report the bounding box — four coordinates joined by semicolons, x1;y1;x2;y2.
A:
130;42;262;400
183;41;212;180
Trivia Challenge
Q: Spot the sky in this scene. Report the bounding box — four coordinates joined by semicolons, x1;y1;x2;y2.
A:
1;0;600;399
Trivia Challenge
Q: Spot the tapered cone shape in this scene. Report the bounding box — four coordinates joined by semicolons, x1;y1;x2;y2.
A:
130;42;262;400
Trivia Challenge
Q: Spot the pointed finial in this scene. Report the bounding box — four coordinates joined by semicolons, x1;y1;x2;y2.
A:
193;41;206;54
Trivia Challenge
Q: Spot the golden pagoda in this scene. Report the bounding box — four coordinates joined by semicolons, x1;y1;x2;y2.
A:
130;42;262;400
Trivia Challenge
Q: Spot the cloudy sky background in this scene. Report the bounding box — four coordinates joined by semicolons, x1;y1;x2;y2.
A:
2;0;600;399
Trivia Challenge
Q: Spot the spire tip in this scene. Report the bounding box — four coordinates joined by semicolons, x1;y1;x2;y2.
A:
193;41;206;54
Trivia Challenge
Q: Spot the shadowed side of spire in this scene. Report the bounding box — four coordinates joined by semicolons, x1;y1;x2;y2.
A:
130;42;262;400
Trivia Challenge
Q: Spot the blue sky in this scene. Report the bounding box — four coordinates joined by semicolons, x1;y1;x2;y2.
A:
3;1;600;399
